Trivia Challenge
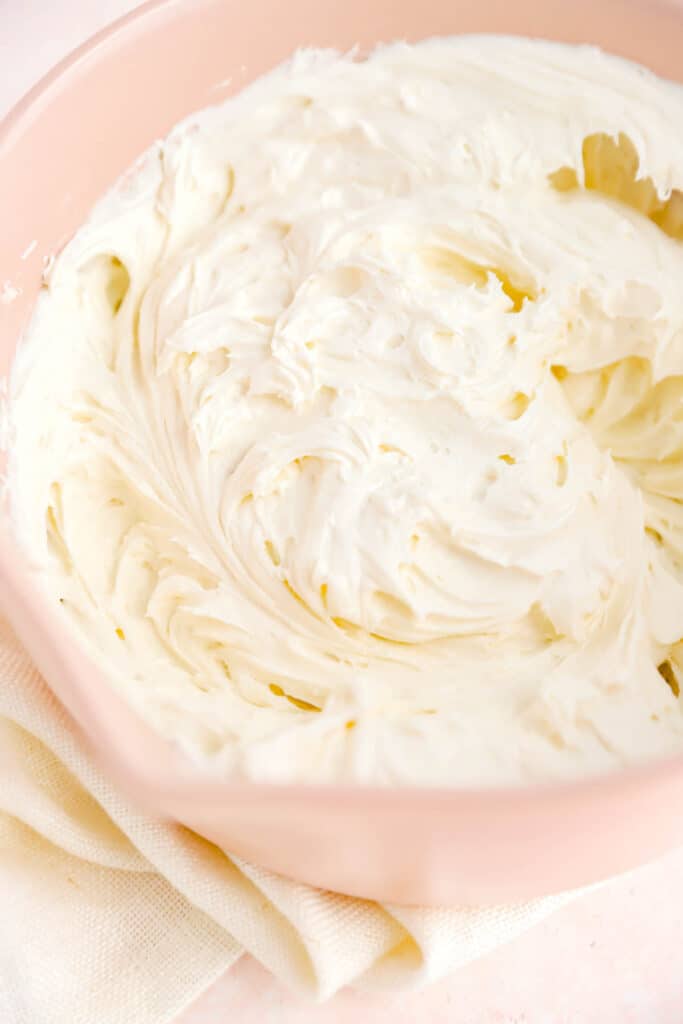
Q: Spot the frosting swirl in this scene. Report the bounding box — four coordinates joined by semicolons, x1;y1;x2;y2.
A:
8;38;683;784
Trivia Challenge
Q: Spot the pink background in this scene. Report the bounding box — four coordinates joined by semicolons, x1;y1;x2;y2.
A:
2;2;683;1021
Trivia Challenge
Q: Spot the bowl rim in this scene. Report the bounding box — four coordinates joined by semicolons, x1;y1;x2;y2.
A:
2;0;683;817
0;0;175;146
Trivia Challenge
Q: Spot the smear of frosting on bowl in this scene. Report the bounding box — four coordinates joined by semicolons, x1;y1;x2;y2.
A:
6;37;683;785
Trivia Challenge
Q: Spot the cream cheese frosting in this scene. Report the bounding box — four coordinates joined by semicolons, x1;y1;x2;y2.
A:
6;36;683;785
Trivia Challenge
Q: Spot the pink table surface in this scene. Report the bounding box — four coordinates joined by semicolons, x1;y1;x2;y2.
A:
3;2;683;1021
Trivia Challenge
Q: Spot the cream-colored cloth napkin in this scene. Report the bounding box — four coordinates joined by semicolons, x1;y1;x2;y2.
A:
0;616;578;1024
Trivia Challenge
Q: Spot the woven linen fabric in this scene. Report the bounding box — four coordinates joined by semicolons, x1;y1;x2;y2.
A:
0;616;577;1024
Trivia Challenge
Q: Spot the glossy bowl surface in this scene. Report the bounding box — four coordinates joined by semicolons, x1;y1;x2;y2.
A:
2;0;683;905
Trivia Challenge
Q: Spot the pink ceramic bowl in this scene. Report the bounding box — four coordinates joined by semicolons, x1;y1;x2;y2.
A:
2;0;683;907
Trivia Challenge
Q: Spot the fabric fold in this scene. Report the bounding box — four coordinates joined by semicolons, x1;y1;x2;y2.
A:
0;618;575;1024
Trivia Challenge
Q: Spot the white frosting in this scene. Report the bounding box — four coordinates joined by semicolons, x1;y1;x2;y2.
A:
7;37;683;785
